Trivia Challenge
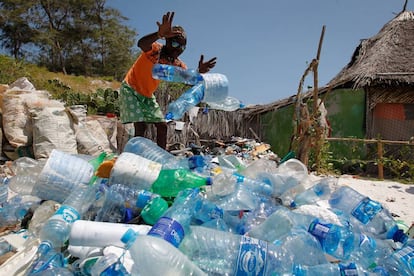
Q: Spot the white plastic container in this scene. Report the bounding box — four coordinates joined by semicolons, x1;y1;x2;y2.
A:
69;220;151;248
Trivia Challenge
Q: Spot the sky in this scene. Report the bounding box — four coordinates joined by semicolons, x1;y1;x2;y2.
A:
110;1;411;105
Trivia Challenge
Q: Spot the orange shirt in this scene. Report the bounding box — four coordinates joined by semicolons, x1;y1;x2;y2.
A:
124;42;187;98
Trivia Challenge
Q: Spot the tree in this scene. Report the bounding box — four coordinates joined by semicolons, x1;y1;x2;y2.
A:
0;0;137;78
0;0;37;59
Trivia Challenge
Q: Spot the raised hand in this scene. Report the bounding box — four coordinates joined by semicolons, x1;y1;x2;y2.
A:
156;12;182;38
198;55;217;73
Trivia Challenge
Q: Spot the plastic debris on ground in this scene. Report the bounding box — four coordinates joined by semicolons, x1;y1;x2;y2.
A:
0;136;413;275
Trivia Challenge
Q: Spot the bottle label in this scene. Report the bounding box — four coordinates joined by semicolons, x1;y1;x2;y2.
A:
148;216;184;248
308;219;332;239
338;263;358;276
395;245;414;267
50;205;81;223
352;198;382;224
235;236;267;276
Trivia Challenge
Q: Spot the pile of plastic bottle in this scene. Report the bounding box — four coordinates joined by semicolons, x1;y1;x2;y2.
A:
0;136;413;275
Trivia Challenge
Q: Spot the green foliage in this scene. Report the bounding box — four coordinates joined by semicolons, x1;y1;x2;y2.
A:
0;0;137;79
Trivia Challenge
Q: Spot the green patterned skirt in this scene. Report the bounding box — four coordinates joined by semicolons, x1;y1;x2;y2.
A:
119;81;165;124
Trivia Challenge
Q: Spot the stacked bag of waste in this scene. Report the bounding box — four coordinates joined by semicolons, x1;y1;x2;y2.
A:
0;77;119;162
0;136;412;275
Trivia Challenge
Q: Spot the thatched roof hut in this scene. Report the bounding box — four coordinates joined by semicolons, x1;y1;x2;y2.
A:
327;10;414;89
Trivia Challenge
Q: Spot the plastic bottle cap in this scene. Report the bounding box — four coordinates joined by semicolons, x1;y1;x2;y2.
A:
165;112;174;120
120;228;138;245
141;197;169;225
188;155;206;169
205;177;212;186
136;190;154;209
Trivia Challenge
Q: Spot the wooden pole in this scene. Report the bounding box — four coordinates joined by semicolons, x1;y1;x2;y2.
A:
377;140;384;180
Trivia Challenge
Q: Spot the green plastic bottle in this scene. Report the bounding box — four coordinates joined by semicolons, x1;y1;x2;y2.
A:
151;169;211;197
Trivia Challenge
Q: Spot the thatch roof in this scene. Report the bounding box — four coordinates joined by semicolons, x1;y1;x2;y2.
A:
328;10;414;89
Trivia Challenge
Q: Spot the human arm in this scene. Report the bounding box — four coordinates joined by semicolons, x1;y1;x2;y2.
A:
198;55;217;74
138;11;182;52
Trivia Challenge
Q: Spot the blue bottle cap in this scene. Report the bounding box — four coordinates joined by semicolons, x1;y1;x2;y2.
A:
392;228;408;244
120;228;137;245
188;155;206;169
206;177;212;186
136;190;153;208
165;112;174;120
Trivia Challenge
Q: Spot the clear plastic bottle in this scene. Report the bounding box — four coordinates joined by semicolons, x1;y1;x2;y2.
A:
200;73;229;103
256;158;309;200
165;83;204;120
246;206;355;261
8;157;46;196
281;228;329;266
0;177;10;205
293;262;368;276
39;183;97;249
90;253;129;276
290;177;335;207
179;225;294;275
0;239;13;257
0;194;41;227
237;198;280;234
121;229;207;276
26;242;72;275
209;170;273;197
328;185;408;243
193;195;224;224
31;150;95;203
95;183;147;223
206;182;262;212
240;158;278;179
152;63;203;85
206;95;244;111
123;136;207;170
147;188;202;248
69;220;151;248
27;200;60;239
207;183;267;211
350;233;395;271
379;238;414;276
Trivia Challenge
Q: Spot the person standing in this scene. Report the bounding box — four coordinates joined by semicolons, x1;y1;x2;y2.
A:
119;11;217;149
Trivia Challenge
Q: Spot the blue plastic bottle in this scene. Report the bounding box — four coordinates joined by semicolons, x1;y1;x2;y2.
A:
147;188;202;247
328;185;408;243
165;83;204;120
152;63;203;85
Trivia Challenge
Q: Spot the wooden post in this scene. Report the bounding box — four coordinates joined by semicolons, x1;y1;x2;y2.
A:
377;140;384;180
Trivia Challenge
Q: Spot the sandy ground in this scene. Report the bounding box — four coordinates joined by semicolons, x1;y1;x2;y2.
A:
334;174;414;228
